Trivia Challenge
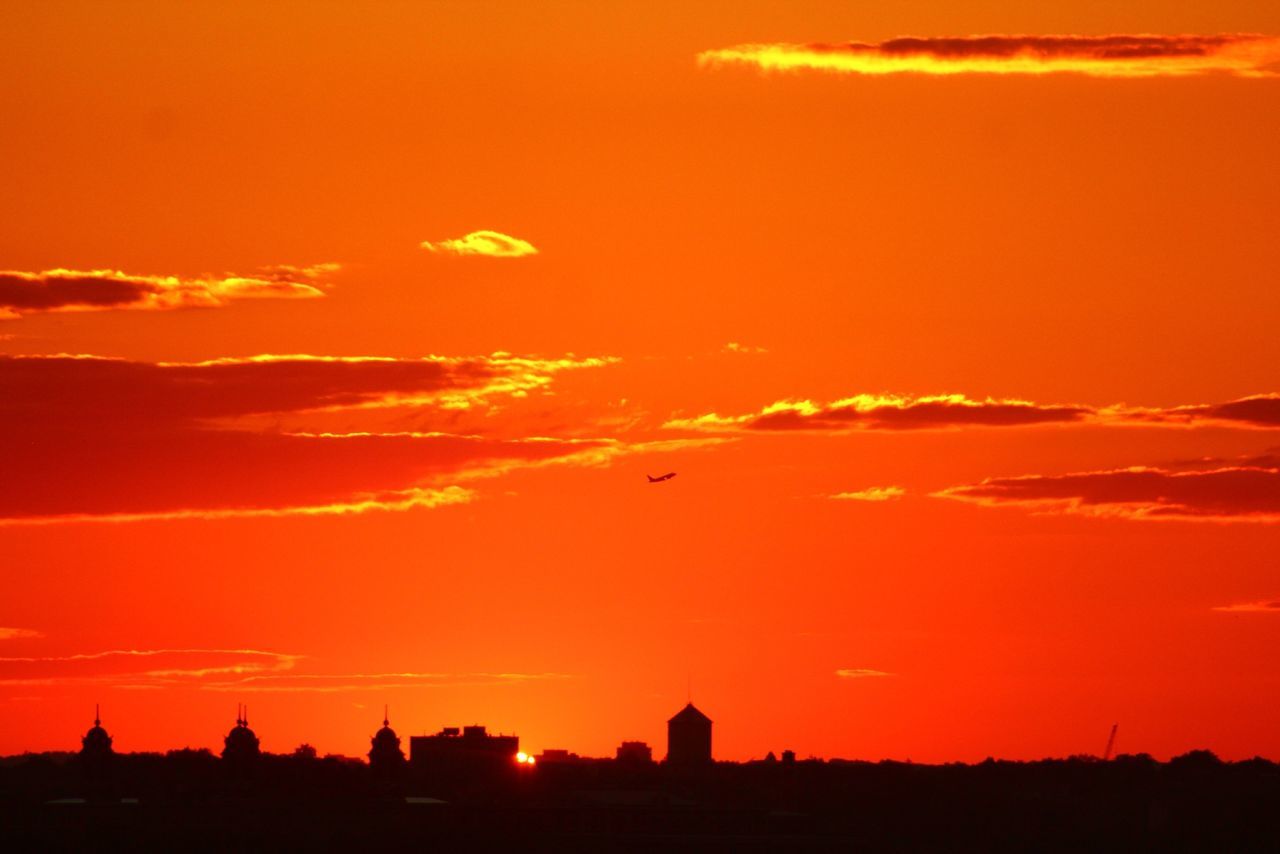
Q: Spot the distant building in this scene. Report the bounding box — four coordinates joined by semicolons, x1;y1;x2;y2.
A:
368;706;406;773
616;740;653;764
410;725;519;776
666;703;712;766
222;704;261;763
536;749;580;764
80;704;114;762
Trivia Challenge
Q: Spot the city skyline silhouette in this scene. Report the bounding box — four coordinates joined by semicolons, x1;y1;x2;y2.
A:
3;9;1280;851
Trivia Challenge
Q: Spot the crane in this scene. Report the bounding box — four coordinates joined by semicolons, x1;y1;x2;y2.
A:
1102;723;1118;761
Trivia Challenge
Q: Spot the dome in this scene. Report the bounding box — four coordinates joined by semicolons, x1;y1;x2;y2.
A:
369;707;406;770
80;711;113;757
80;706;114;759
222;705;262;762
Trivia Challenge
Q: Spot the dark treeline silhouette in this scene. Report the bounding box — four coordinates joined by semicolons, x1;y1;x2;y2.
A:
4;748;1280;850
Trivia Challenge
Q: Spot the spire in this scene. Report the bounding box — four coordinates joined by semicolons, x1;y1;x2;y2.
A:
94;703;100;727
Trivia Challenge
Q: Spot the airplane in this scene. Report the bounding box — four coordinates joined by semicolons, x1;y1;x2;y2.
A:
647;472;677;483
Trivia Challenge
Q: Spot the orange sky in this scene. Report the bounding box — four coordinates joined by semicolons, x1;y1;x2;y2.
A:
2;1;1279;763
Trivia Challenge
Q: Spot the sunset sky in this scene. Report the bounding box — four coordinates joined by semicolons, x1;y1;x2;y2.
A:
3;1;1279;763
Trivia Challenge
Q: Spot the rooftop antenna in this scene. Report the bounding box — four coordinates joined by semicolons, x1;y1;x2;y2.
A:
95;703;100;727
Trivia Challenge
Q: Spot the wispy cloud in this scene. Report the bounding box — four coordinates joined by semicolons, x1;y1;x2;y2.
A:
723;342;768;355
1212;600;1280;613
0;264;335;318
699;34;1280;79
201;671;571;693
836;668;893;678
936;464;1280;523
0;648;302;687
421;230;538;258
0;628;43;641
830;487;905;502
0;647;567;693
0;486;477;527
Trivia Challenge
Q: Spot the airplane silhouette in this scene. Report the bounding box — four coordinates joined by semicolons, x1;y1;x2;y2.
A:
647;473;677;483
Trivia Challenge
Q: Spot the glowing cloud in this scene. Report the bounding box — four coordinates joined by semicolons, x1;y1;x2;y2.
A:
666;392;1280;434
937;464;1280;523
0;648;303;687
698;34;1280;79
201;671;571;693
667;394;1090;432
836;669;893;678
830;487;905;502
0;646;567;693
0;264;335;318
421;230;538;257
0;628;43;641
1212;600;1280;613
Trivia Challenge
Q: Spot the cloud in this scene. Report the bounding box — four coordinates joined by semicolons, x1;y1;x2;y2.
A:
665;392;1280;435
936;464;1280;523
667;394;1090;432
421;230;538;258
0;264;335;318
0;352;615;522
836;669;893;678
1212;600;1280;613
830;487;905;502
1152;395;1280;429
200;671;570;693
723;342;768;355
698;34;1280;78
0;648;302;687
0;628;43;641
0;647;566;693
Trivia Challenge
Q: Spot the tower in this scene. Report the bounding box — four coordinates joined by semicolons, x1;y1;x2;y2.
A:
369;705;406;774
666;702;712;766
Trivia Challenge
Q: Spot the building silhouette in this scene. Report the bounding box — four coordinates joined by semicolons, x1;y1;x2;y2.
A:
222;704;261;763
410;725;518;778
616;740;654;764
80;704;113;762
666;703;712;766
368;706;406;773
